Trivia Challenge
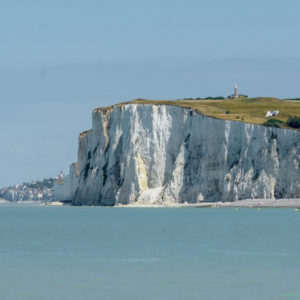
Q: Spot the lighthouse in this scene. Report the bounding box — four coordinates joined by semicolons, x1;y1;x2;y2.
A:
234;83;239;99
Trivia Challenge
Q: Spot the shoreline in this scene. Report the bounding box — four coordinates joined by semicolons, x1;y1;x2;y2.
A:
1;198;300;208
116;198;300;208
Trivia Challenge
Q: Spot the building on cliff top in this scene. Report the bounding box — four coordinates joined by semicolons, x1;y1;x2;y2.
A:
55;171;64;185
228;83;247;99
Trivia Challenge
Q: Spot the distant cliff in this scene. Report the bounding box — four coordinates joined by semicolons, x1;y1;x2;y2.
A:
65;104;300;206
53;163;78;202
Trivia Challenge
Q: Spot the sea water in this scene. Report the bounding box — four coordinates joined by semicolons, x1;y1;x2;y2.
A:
0;204;300;300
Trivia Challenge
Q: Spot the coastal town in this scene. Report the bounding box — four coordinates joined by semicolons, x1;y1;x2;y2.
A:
0;178;54;202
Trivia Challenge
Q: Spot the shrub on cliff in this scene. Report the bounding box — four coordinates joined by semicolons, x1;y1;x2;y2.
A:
263;119;284;128
287;116;300;129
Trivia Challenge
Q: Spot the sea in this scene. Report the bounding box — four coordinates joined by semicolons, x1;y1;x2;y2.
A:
0;204;300;300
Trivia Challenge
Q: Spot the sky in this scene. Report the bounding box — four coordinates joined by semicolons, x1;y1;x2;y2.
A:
1;0;300;186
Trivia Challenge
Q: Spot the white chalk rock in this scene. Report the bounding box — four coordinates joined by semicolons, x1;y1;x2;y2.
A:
71;104;300;205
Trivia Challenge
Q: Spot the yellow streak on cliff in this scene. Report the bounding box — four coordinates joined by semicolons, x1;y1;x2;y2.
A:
102;113;109;152
136;153;148;192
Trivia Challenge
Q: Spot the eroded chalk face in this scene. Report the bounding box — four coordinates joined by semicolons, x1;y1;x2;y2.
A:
65;104;300;205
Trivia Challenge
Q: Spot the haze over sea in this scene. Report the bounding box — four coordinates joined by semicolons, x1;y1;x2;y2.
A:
1;205;300;300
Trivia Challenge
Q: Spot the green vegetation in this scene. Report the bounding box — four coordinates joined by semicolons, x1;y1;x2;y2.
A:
202;96;225;100
27;178;54;189
227;94;248;99
263;118;284;128
130;97;300;129
287;116;300;129
182;97;225;100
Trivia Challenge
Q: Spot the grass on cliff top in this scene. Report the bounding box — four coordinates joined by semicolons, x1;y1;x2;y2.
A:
131;97;300;127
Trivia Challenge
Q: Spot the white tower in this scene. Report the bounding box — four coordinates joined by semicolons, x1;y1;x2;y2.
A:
234;83;239;99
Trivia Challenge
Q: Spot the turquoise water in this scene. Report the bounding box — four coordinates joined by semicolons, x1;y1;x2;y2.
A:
0;205;300;300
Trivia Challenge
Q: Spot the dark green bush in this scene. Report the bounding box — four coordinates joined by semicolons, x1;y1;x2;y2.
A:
263;118;284;128
184;97;225;100
204;96;225;100
287;116;300;128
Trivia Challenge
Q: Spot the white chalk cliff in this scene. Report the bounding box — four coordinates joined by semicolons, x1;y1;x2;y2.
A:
53;163;78;202
68;104;300;205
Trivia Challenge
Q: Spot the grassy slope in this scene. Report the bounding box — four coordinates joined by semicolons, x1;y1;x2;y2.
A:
131;97;300;128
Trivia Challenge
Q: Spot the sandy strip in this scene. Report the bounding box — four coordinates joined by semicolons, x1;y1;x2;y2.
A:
1;198;299;208
44;201;64;206
213;198;300;208
116;198;300;208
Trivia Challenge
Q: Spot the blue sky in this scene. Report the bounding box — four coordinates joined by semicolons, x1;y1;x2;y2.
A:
1;0;300;186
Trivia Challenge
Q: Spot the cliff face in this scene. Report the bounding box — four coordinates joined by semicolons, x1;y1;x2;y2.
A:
53;163;79;202
72;104;300;205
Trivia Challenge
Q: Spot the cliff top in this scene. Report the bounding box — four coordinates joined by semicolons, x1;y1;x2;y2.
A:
90;98;300;132
129;97;300;128
79;129;92;139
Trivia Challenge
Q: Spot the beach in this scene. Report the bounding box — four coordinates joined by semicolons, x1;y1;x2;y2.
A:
117;198;300;208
